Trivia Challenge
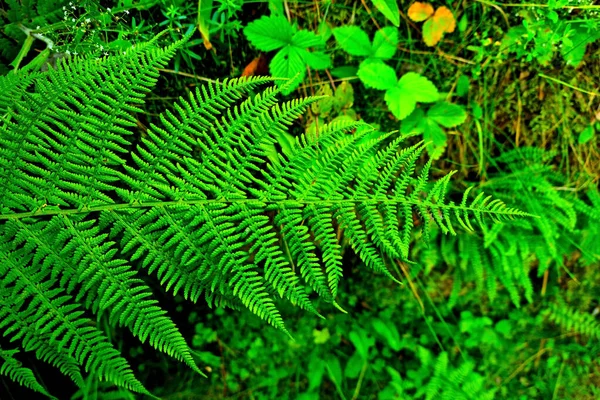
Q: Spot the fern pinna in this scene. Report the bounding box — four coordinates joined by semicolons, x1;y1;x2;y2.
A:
0;36;528;397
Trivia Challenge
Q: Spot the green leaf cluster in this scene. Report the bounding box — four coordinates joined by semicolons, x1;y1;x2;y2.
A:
244;14;330;94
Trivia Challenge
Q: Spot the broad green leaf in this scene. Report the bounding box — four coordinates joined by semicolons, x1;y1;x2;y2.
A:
578;125;595;144
372;27;399;59
458;13;468;32
371;318;401;351
301;49;331;70
307;353;325;391
372;0;400;27
357;59;397;90
427;102;467;128
348;329;374;360
423;118;447;159
317;20;333;41
292;29;325;48
268;0;284;15
456;74;470;97
244;15;294;51
332;26;372;56
561;28;590;67
325;355;343;388
330;65;358;78
385;87;416;120
397;72;439;103
344;351;363;379
270;46;306;94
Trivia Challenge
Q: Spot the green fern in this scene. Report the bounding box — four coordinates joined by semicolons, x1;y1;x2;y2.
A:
416;352;496;400
544;301;600;341
0;35;528;397
0;347;56;400
414;147;597;307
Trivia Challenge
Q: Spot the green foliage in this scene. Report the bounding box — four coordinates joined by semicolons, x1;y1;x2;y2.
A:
0;29;528;397
331;23;467;158
544;301;600;340
371;0;400;27
0;347;57;400
414;147;600;308
244;14;330;94
401;101;467;159
500;1;600;66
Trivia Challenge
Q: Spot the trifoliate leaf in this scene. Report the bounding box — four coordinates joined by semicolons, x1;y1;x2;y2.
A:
407;2;434;22
372;0;400;27
244;15;294;51
427;102;467;128
384;72;439;120
578;125;595;144
332;26;372;56
357;59;397;90
422;6;456;47
372;27;399;59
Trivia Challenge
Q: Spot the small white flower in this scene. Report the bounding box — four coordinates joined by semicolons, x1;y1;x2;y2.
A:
36;26;40;29
85;18;91;23
125;10;129;14
107;7;111;12
103;51;109;56
65;49;70;55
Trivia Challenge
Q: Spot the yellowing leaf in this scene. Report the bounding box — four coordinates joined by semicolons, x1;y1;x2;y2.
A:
407;2;434;22
422;6;456;47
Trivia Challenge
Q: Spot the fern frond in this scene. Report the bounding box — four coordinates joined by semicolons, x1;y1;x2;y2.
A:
0;347;56;400
0;34;529;396
544;301;600;340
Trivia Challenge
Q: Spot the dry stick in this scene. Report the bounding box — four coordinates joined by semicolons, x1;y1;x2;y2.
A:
397;260;425;312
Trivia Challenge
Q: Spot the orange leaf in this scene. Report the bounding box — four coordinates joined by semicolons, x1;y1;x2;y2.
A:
241;57;260;77
241;54;269;77
422;6;456;47
407;2;434;22
435;6;456;33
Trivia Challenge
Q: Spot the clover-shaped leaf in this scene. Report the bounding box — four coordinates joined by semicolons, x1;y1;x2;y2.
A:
244;15;330;94
408;2;456;47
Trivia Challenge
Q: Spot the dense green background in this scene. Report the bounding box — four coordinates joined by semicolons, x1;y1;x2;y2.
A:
1;0;599;399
